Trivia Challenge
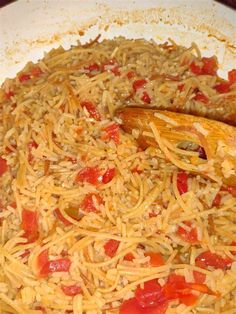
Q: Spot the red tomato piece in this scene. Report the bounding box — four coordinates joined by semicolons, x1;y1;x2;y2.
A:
37;249;49;277
189;62;202;75
135;279;166;308
201;57;218;76
228;69;236;84
144;252;165;266
81;101;101;121
131;166;142;174
212;193;221;207
54;208;72;226
102;168;116;184
120;297;168;314
103;123;120;144
31;67;42;77
221;185;236;197
85;63;100;72
61;284;82;296
178;293;198;306
40;258;71;277
127;71;136;79
141;91;151;104
104;239;120;257
149;211;159;218
133;79;147;92
80;193;103;213
21;209;39;242
177;221;199;243
76;167;102;185
28;141;38;163
19;74;31;82
193;270;206;284
102;59;120;75
193;92;209;103
124;253;135;261
196;251;232;270
176;171;188;195
5;91;14;99
0;156;8;177
214;82;231;93
178;84;184;92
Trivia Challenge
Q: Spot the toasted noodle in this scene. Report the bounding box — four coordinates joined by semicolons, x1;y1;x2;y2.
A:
0;37;236;314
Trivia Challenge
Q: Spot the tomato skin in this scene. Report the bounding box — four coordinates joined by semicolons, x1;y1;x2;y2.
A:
31;67;42;77
76;167;102;185
127;71;136;79
19;74;31;82
21;209;39;242
104;239;120;257
120;297;168;314
190;62;202;75
80;193;103;212
81;101;101;121
201;57;218;76
178;84;184;92
135;280;165;308
37;250;49;277
176;171;188;195
144;252;165;266
5;91;14;99
193;271;206;284
193;92;209;103
221;185;236;197
102;168;116;184
141;91;151;104
214;82;231;93
228;69;236;84
196;251;232;270
40;258;71;277
0;156;8;177
85;63;100;72
103;123;120;144
133;79;147;91
177;221;199;243
54;208;72;226
212;193;221;207
61;284;82;296
124;253;135;261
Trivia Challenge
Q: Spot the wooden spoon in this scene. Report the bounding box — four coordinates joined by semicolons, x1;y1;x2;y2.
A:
116;107;236;187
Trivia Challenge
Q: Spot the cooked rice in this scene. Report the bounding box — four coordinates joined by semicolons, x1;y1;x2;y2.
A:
0;36;235;314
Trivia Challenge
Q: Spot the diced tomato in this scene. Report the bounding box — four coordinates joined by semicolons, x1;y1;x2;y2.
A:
135;280;165;308
61;284;82;296
28;141;38;163
201;57;218;76
149;211;159;218
133;79;147;92
37;249;49;277
0;156;8;177
145;252;165;266
176;171;188;195
124;253;135;261
80;193;103;213
102;123;120;144
54;208;72;226
75;167;102;185
127;71;136;79
102;168;116;184
212;193;221;207
104;239;120;257
214;82;231;93
85;63;100;72
131;166;142;174
120;297;168;314
193;271;206;284
193;92;209;103
40;258;71;277
21;209;39;242
230;242;236;256
190;62;202;75
66;156;77;164
196;251;232;270
102;59;120;76
81;101;101;121
31;67;42;77
228;69;236;84
141;91;151;104
5;91;14;99
19;74;31;82
177;221;199;243
221;185;236;197
21;249;30;259
178;84;184;92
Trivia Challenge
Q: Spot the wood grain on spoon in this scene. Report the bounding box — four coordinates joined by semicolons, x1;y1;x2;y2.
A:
116;107;236;187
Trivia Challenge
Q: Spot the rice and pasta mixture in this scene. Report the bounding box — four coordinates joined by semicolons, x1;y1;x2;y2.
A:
0;36;236;314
